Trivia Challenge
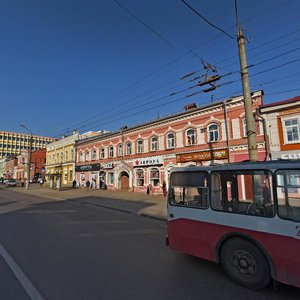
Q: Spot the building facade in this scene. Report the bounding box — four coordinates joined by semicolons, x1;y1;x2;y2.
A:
45;131;79;189
260;95;300;160
0;130;56;159
75;91;266;194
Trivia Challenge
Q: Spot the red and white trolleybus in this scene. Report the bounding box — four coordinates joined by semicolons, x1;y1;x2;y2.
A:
166;160;300;289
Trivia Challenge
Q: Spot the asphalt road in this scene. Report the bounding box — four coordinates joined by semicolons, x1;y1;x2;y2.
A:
0;188;299;300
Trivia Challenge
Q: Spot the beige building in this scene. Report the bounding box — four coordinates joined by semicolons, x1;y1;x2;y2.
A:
45;131;79;189
0;130;55;159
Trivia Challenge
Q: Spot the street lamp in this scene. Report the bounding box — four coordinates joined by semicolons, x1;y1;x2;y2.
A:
20;124;33;190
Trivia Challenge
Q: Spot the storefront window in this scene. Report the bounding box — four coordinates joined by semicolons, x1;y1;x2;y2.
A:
108;172;114;184
136;169;144;186
150;168;160;187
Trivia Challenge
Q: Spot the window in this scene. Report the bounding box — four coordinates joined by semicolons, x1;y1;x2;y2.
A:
283;118;300;143
151;136;158;151
136;169;144;186
150;168;160;187
126;142;132;155
60;151;63;162
167;133;175;149
100;148;105;159
137;140;143;154
65;151;68;161
276;170;300;222
85;151;90;161
92;149;97;160
186;129;195;145
118;144;123;157
108;172;114;184
71;149;74;160
208;123;219;142
169;171;209;208
211;170;274;217
109;146;114;158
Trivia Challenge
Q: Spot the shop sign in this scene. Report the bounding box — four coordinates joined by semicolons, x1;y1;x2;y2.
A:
280;153;300;160
75;163;100;172
134;156;163;167
103;163;114;169
176;149;228;163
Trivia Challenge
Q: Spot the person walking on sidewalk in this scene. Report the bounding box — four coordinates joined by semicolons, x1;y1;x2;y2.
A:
162;180;167;197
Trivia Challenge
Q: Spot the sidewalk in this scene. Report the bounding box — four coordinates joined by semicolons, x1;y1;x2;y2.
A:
12;185;167;220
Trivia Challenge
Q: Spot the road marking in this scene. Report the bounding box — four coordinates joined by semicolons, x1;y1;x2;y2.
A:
0;243;45;300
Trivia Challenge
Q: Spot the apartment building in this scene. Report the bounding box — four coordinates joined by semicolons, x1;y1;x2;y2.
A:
0;130;56;159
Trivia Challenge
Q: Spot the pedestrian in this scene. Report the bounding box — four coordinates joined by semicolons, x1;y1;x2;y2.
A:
72;180;77;189
86;180;90;189
146;184;152;195
162;180;167;197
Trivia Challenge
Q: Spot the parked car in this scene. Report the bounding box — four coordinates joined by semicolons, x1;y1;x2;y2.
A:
5;179;17;187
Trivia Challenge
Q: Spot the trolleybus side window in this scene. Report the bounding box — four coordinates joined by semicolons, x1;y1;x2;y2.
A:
276;170;300;222
169;171;209;208
211;170;274;217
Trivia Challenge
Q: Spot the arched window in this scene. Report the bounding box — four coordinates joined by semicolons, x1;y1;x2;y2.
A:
109;146;114;158
79;152;83;162
100;148;105;159
150;168;160;187
137;139;143;153
136;169;144;186
118;144;123;157
208;123;219;142
92;149;97;160
126;142;132;155
85;151;90;161
151;136;158;151
186;128;195;145
167;133;175;149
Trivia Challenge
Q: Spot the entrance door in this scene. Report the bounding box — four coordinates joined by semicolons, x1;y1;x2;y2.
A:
120;172;129;190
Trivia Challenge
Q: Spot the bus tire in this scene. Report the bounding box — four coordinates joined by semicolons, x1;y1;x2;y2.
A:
220;238;271;290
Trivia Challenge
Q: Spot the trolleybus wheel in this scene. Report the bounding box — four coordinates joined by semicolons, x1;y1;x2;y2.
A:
220;238;271;290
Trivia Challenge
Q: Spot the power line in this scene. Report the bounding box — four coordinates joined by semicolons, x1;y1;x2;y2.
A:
180;0;234;39
112;0;175;48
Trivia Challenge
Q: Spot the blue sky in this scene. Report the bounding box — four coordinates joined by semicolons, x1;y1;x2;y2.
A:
1;0;299;138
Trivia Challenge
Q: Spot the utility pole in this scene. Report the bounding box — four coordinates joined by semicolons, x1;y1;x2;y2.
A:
236;2;258;161
20;124;33;190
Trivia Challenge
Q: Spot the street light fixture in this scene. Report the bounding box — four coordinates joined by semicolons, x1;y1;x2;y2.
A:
20;124;33;190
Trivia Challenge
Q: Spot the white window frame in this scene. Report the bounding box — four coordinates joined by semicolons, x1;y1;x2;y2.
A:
85;151;90;161
137;140;143;153
100;148;105;159
126;142;132;155
208;123;219;142
118;144;123;157
109;146;114;158
282;116;300;144
92;149;97;160
186;128;195;146
167;133;175;149
151;136;158;151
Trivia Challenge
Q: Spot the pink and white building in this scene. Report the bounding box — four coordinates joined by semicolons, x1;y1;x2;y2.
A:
75;90;266;194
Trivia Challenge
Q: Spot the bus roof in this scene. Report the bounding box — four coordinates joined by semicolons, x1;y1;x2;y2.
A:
170;159;300;173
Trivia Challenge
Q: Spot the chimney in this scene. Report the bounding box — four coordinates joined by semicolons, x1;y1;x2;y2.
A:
184;103;197;110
